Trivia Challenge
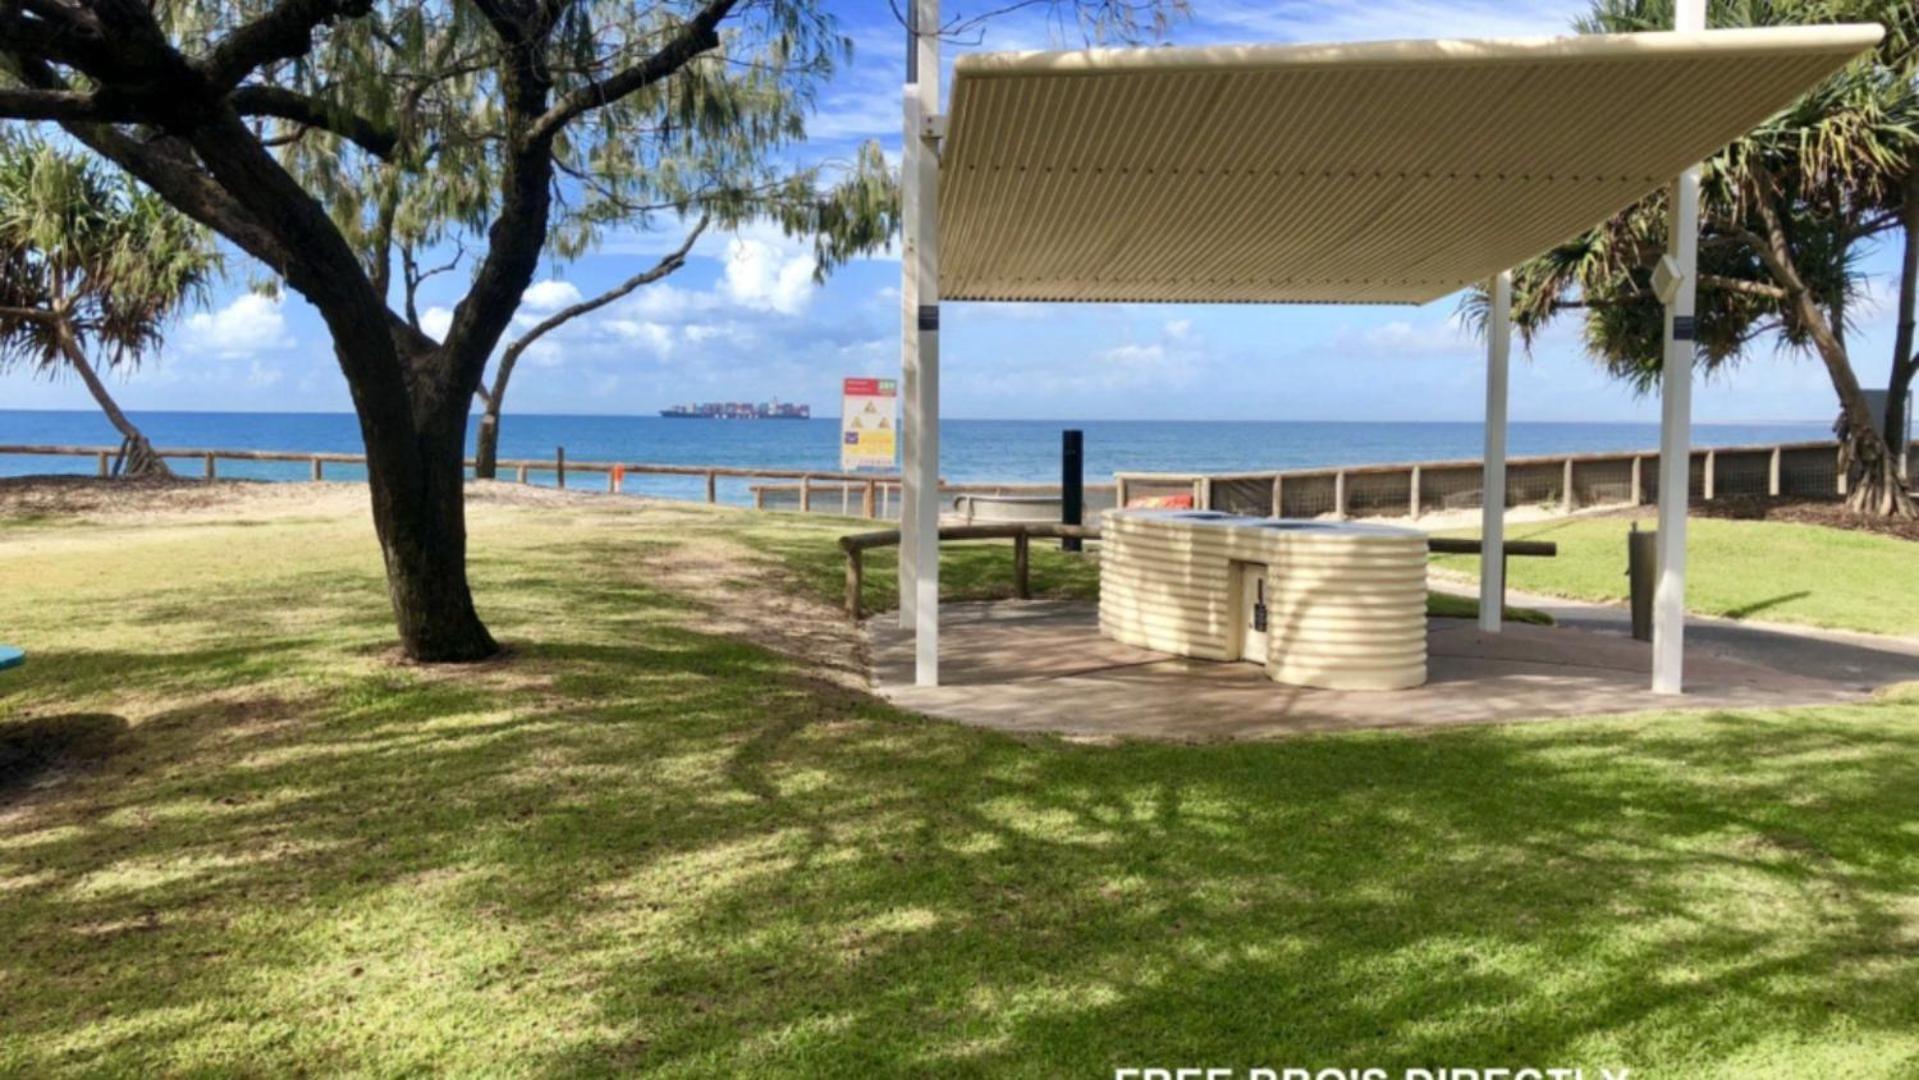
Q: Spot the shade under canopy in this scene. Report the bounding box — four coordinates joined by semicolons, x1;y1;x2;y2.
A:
937;26;1882;305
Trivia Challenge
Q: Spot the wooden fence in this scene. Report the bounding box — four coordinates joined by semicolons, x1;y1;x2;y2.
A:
8;436;1914;524
1117;439;1919;520
0;443;908;513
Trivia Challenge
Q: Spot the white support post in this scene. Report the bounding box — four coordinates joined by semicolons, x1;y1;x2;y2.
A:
906;0;942;687
1479;270;1513;633
897;7;923;630
1654;0;1706;694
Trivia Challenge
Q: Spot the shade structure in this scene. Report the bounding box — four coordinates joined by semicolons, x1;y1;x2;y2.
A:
937;26;1883;305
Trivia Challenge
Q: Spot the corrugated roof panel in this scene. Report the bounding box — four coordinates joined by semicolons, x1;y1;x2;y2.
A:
938;26;1883;304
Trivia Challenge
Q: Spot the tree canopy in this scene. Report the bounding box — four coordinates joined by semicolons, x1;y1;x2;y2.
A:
1474;0;1918;514
0;135;219;475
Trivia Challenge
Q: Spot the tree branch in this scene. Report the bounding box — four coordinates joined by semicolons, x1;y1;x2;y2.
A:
528;0;736;143
196;0;375;91
483;214;708;409
0;86;141;123
1698;274;1788;301
229;85;399;158
3;51;298;273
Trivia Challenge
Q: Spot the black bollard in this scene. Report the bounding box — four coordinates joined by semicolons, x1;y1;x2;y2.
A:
1061;429;1084;552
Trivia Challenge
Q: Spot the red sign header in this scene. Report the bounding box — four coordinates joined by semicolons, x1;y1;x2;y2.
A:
843;377;896;397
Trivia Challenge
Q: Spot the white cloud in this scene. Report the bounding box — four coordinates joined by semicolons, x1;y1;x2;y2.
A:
1350;315;1476;357
722;236;820;315
1205;1;1589;44
522;279;584;312
523;339;566;369
183;293;291;359
609;320;676;356
1165;318;1193;340
420;306;454;343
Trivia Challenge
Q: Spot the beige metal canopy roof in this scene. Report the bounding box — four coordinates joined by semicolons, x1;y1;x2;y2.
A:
937;26;1883;304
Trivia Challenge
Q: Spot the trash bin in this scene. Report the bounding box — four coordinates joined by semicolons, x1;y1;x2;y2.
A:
1627;525;1657;642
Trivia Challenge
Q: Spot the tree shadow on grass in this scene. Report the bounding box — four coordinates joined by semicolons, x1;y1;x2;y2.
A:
1722;590;1814;621
5;533;1919;1075
0;712;126;806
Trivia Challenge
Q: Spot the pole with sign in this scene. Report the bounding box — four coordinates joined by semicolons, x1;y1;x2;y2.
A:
841;377;899;472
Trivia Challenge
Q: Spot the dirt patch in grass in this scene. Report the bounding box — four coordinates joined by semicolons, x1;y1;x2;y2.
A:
1593;495;1919;543
0;475;637;527
1695;495;1919;543
646;537;870;688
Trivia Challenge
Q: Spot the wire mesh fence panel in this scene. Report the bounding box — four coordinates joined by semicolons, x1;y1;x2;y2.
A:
1642;453;1710;502
1780;446;1839;498
1279;474;1339;517
1212;475;1277;516
1711;449;1772;497
1121;476;1199;508
1420;464;1489;511
1347;470;1413;518
1572;457;1636;508
1506;461;1563;509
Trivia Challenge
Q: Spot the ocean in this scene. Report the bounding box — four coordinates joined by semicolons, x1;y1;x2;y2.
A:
0;409;1833;506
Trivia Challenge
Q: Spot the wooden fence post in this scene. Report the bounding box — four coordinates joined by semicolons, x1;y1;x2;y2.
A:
607;469;617;493
1837;446;1849;496
1408;465;1422;519
844;547;863;620
1333;470;1348;520
203;452;216;481
1272;474;1284;518
1768;446;1782;496
311;456;323;481
1630;455;1643;505
516;464;529;484
863;479;877;519
555;447;566;489
1704;449;1716;501
1014;530;1031;600
800;475;813;513
96;451;109;478
1197;476;1213;511
1561;458;1575;514
704;470;717;504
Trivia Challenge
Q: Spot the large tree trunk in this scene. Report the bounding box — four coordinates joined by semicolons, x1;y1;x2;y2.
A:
58;330;171;479
1747;187;1914;516
1886;166;1918;482
361;399;497;662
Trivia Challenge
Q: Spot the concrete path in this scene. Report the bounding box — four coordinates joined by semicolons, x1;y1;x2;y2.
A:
867;600;1913;742
1429;574;1919;694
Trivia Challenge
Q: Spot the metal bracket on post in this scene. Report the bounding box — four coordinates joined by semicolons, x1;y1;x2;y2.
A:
921;112;947;144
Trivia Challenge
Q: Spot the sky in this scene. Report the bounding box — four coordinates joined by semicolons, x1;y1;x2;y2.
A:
3;0;1907;425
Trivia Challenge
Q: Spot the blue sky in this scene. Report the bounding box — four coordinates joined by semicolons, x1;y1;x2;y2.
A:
4;0;1905;423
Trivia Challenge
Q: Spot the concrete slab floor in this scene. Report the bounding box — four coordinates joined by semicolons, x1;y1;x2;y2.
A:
866;601;1914;742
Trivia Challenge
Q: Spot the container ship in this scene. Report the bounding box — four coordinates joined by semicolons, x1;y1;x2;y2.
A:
659;399;811;420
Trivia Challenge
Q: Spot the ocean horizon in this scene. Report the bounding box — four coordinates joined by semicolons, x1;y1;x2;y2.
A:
1;408;1835;506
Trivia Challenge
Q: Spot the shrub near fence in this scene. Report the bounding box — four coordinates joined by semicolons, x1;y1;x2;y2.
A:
1116;440;1915;521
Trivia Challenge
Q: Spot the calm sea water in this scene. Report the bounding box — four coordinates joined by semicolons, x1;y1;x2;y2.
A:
0;409;1830;506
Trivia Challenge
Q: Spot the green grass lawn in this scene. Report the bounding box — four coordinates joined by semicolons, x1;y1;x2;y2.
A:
3;496;1918;1076
1435;514;1919;637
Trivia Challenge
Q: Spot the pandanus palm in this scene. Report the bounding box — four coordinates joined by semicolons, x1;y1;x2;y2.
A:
1475;0;1919;516
0;138;219;477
